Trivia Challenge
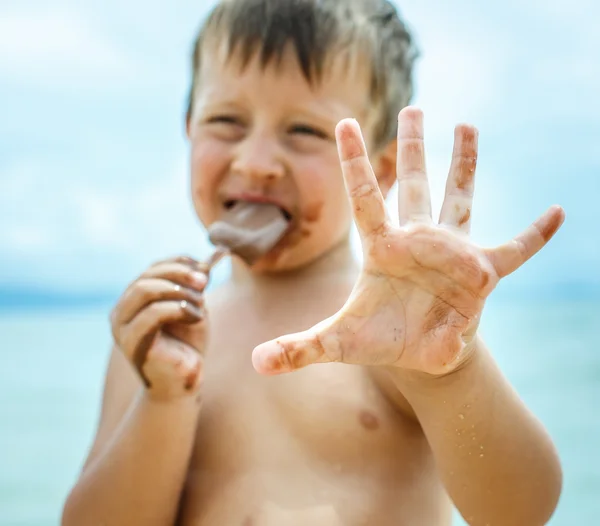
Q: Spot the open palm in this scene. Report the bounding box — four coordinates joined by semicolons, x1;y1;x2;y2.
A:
252;107;564;376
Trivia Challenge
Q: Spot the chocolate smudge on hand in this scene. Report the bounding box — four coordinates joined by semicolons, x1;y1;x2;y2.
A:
133;330;158;388
458;208;471;227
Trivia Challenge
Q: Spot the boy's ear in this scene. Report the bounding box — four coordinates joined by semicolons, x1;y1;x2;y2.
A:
371;138;397;199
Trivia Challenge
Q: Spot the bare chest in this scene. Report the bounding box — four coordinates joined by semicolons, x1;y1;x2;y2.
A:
176;293;449;525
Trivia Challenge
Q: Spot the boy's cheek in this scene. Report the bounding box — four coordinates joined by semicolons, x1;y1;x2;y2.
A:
189;140;230;224
298;162;351;220
190;183;215;227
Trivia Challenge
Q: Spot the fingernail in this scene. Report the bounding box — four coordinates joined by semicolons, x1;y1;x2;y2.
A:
192;272;207;288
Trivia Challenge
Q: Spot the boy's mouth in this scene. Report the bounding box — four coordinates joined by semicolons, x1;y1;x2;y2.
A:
223;199;293;222
210;199;294;264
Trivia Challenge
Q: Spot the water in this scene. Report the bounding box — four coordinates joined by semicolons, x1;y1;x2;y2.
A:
0;299;598;525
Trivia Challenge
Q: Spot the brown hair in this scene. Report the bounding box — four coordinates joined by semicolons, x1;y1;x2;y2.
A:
186;0;418;149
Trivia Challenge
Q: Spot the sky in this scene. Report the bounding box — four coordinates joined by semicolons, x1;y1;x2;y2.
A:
1;0;598;299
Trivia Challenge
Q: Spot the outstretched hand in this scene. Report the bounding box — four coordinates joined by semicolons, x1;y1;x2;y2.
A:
252;107;564;376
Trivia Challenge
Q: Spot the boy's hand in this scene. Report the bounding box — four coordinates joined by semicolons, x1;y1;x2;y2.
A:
110;256;209;400
253;108;565;376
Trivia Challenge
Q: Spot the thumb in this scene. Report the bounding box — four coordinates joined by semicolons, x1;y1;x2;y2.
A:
252;318;340;375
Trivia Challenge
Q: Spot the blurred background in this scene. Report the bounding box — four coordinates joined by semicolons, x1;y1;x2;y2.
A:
0;0;598;524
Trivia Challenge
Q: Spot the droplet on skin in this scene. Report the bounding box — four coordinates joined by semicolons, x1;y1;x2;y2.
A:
387;244;391;248
480;454;484;458
458;413;465;420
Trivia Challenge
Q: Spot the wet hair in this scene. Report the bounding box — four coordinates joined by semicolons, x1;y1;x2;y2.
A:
186;0;419;149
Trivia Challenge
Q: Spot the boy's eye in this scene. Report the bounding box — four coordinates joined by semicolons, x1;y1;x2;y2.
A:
207;115;241;125
289;125;327;139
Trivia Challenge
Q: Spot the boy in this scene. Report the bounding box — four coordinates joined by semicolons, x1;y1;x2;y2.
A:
62;1;565;525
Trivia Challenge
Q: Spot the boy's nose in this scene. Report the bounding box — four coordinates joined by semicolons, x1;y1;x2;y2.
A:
231;136;286;183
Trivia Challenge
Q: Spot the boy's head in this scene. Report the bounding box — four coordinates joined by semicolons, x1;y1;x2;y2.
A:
186;0;418;272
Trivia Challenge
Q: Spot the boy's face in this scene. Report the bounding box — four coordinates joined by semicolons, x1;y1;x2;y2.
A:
187;44;387;272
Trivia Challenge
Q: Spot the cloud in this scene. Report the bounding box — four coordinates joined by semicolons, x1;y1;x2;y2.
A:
0;0;595;293
0;8;140;90
0;151;211;290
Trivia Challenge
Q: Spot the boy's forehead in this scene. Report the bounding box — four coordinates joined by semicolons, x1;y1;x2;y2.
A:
196;43;372;119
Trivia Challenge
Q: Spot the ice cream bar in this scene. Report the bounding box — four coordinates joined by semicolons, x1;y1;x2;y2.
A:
207;201;290;265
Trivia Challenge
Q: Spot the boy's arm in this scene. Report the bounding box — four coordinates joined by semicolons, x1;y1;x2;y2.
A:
63;256;210;526
384;336;562;526
62;345;201;526
250;112;565;526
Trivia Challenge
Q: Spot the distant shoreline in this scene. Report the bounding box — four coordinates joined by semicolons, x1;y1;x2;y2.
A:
0;282;598;312
0;286;117;310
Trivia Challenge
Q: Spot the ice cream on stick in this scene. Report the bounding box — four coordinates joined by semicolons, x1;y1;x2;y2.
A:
206;201;290;268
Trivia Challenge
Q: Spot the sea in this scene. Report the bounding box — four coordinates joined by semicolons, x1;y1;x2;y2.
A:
0;298;598;525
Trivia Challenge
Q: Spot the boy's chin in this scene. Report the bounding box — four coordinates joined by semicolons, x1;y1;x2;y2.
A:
243;252;308;274
244;238;352;275
240;246;318;275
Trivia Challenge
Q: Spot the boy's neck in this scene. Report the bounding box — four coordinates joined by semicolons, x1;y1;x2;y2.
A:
229;238;360;291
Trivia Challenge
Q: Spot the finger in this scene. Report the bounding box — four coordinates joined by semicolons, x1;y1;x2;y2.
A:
396;107;432;225
141;262;208;292
485;205;565;278
252;319;340;375
120;300;204;384
142;334;204;394
113;278;205;327
438;124;479;233
150;255;204;270
335;118;388;238
163;318;207;352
